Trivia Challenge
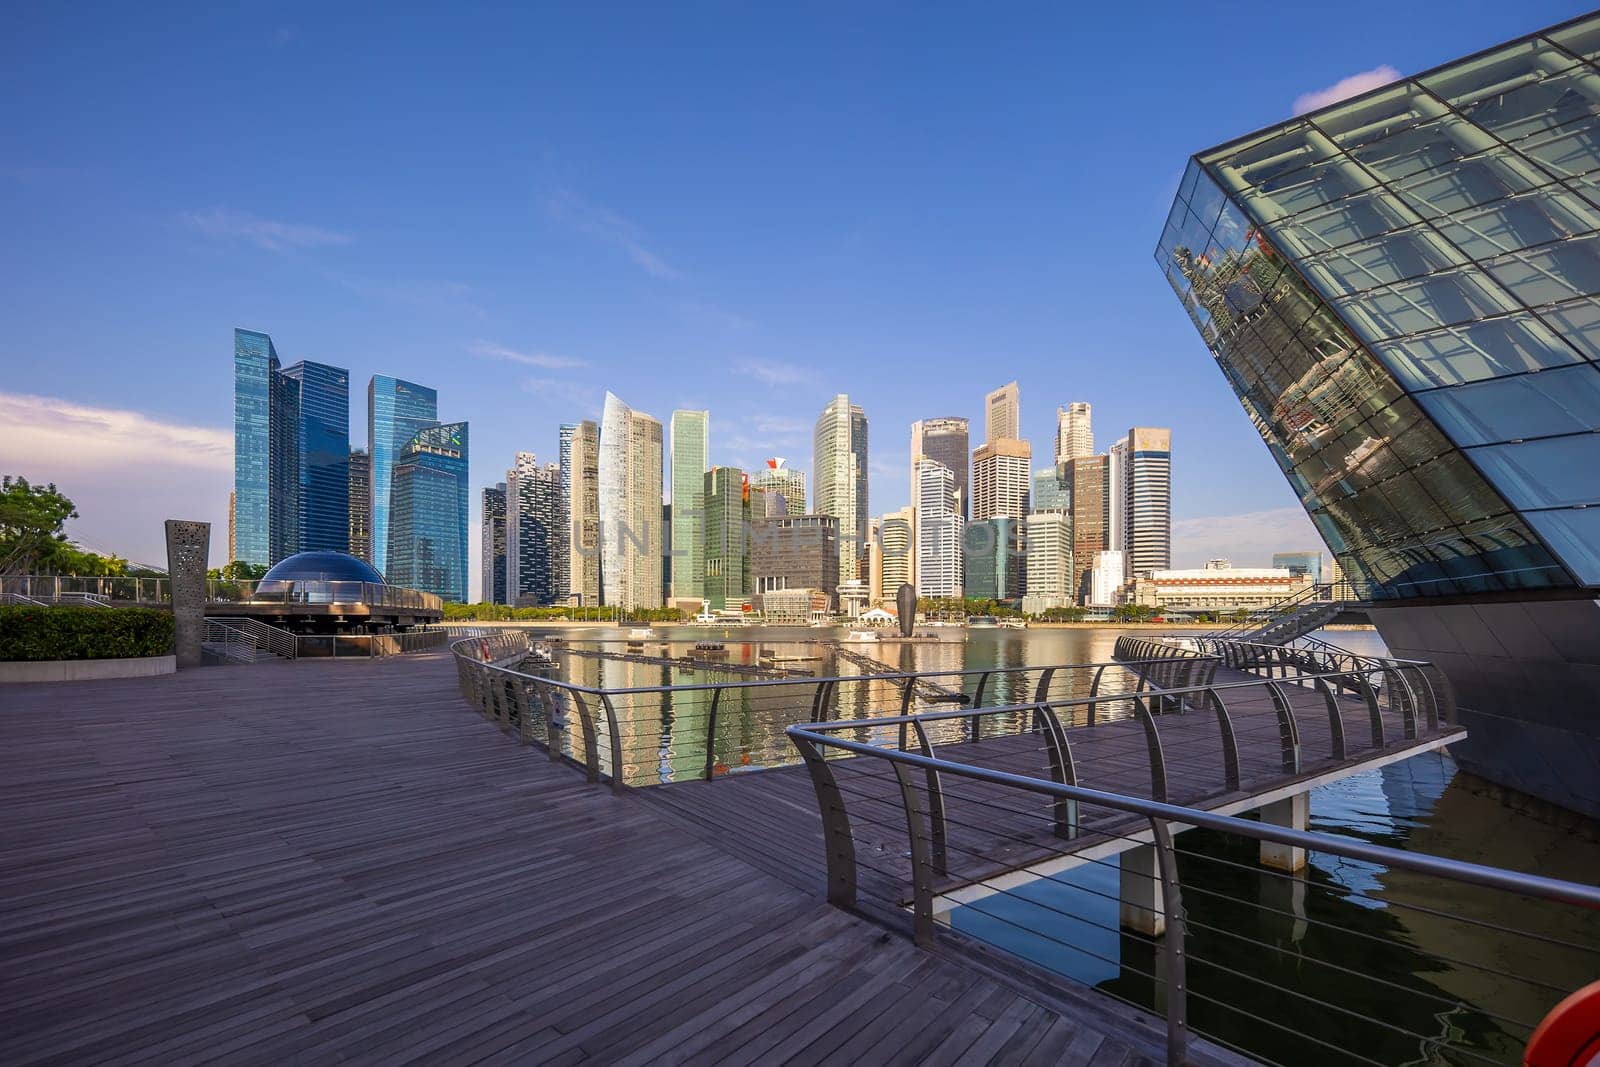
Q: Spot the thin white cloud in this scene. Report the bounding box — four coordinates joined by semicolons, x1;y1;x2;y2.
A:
181;207;352;251
732;357;813;387
521;377;602;417
1293;65;1401;115
545;188;680;279
470;341;587;370
0;392;232;567
1172;506;1324;569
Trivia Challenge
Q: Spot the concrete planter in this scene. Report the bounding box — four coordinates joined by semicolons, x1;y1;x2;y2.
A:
0;655;177;683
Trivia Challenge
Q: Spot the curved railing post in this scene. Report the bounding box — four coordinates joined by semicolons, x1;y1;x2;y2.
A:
890;761;937;948
1130;697;1170;802
1353;672;1384;749
1036;704;1080;839
1148;816;1189;1066
567;691;602;784
1313;676;1346;761
910;719;948;874
969;670;991;742
1403;664;1442;732
1264;681;1302;774
703;686;723;782
596;693;628;794
788;729;858;909
1088;663;1109;701
1205;688;1241;792
1382;667;1418;740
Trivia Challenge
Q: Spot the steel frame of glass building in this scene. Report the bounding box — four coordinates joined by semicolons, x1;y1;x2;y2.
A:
1157;11;1600;819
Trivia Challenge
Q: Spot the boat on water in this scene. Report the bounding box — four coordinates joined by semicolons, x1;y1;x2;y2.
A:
626;627;655;641
997;618;1027;629
967;616;998;629
841;630;879;643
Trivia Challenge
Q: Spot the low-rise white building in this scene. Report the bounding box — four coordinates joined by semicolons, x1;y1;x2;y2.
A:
1131;565;1312;613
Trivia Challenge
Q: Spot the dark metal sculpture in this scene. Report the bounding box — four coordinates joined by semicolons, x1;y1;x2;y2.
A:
896;582;916;637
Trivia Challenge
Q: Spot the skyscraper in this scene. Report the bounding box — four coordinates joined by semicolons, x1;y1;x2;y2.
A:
1056;402;1093;462
481;483;507;604
561;421;601;605
507;454;566;606
972;438;1032;523
1032;464;1070;512
813;394;869;588
348;448;372;563
1107;436;1128;571
702;467;750;611
1022;510;1073;613
909;418;969;521
1123;427;1172;578
388;421;469;602
1067;455;1109;603
984;381;1020;444
877;506;915;599
669;410;709;602
368;375;438;579
963;517;1022;602
914;459;961;598
599;392;664;612
752;458;807;516
233;328;301;566
279;360;350;554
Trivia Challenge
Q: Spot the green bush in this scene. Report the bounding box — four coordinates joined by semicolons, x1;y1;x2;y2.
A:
0;605;174;661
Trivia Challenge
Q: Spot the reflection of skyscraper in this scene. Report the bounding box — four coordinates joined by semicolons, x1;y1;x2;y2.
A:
279;360;350;554
915;459;960;598
1056;402;1093;462
368;375;438;578
562;421;600;605
481;483;507;604
348;448;372;563
984;381;1020;444
599;392;664;611
389;421;469;601
813;394;868;587
669;411;709;602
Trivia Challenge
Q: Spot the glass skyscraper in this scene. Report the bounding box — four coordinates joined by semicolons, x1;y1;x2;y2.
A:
348;448;372;563
703;466;751;611
279;361;350;554
388;421;469;602
963;517;1022;602
481;483;507;605
1157;12;1600;820
368;375;439;579
814;394;869;587
669;410;709;602
233;328;279;567
599;392;664;612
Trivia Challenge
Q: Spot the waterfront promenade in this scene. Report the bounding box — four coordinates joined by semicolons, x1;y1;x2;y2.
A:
0;651;1233;1065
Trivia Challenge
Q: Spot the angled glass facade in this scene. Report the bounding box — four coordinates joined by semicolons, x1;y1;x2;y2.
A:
1157;14;1600;598
232;328;279;566
280;361;350;554
388;422;469;602
368;375;439;580
963;517;1023;602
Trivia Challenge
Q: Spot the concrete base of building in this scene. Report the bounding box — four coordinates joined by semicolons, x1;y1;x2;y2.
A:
1366;593;1600;824
0;655;178;684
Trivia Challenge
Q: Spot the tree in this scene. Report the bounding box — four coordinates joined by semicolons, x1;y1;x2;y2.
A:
0;476;78;576
207;560;268;581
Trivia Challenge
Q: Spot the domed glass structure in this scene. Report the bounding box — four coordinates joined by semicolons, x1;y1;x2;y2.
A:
261;551;385;585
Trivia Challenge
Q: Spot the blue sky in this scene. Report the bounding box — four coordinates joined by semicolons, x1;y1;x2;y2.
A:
1;1;1588;582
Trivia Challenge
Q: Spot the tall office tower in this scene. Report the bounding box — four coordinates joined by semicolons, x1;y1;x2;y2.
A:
669;410;709;602
348;449;372;563
233;328;301;566
984;381;1020;444
914;460;961;598
561;421;601;605
279;360;351;553
507;456;566;606
1032;464;1070;511
813;394;869;588
1056;402;1093;462
481;483;507;604
909;418;970;521
599;392;664;611
752;458;807;516
877;506;915;599
963;517;1023;601
227;491;236;563
368;375;438;578
1123;427;1172;578
1067;455;1109;604
752;514;840;609
1023;510;1074;611
702;467;750;610
972;438;1032;522
388;422;469;602
1107;435;1128;567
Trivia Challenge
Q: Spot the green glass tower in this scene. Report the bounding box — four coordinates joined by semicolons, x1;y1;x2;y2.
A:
670;410;709;602
702;466;750;611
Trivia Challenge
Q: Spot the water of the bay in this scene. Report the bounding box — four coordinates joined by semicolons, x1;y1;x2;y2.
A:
533;624;1599;1065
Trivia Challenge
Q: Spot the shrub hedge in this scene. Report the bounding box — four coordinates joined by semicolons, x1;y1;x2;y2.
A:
0;605;175;662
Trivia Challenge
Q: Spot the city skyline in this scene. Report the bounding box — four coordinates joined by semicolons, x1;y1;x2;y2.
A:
6;4;1577;584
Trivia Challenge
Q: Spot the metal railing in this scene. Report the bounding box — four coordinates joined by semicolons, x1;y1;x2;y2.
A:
1;574;443;612
201;619;259;664
783;718;1600;1067
208;616;298;660
294;629;449;658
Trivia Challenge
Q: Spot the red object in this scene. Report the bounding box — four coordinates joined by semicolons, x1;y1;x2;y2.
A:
1525;980;1600;1067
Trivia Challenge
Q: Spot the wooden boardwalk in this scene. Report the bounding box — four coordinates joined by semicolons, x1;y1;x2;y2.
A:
0;651;1242;1066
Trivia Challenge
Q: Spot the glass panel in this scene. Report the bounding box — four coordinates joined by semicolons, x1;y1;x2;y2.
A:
1315;82;1447;148
1411;451;1510;523
1462;62;1600;144
1179;158;1202;203
1421;39;1575;108
1301;225;1466;298
1484;232;1600;305
1209;198;1252;257
1371;313;1583;388
1415;363;1600;445
1264;188;1422;259
1208;123;1334;198
1548;16;1600;61
1536;296;1600;359
1468;433;1600;507
1351;114;1496;184
1235;156;1377;223
1394;147;1546;218
1334;268;1522;341
1187;172;1229;239
1523;507;1600;583
1518;116;1600;180
1435;187;1600;259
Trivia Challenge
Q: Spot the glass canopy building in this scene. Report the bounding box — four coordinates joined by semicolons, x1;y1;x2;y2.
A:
1157;13;1600;819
